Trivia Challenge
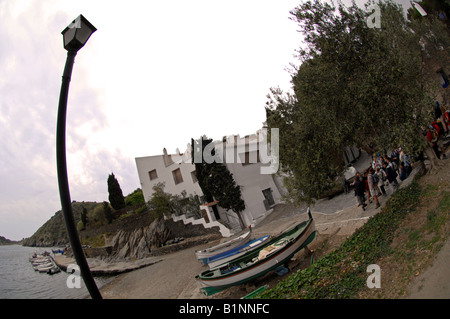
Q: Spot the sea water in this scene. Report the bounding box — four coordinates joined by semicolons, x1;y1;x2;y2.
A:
0;245;111;299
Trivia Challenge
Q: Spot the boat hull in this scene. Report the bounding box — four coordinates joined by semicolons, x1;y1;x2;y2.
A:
208;235;271;270
196;219;316;288
195;230;252;263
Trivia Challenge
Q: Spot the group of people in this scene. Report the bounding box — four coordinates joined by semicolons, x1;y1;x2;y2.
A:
427;101;450;159
349;148;412;211
344;101;449;212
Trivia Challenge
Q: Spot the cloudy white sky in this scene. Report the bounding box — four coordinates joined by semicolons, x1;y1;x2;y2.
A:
0;0;413;240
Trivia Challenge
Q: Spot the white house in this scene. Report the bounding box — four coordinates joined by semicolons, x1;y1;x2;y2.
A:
135;131;285;233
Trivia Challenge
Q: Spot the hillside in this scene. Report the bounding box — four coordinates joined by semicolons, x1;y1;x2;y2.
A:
0;235;19;245
22;201;99;247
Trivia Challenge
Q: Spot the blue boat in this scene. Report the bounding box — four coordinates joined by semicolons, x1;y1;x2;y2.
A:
207;235;271;270
195;229;252;264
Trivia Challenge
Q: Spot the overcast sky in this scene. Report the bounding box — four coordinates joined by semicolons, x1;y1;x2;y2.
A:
0;0;413;240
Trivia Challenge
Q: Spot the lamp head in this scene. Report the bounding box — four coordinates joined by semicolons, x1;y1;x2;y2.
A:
62;14;96;52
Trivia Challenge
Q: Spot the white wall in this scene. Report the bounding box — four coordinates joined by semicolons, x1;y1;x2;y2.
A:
135;154;203;202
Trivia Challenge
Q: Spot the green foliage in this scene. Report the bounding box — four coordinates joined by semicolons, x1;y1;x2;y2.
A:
81;206;88;228
77;220;85;231
107;173;126;210
266;0;450;204
82;233;106;248
90;203;108;227
125;188;145;206
147;182;174;219
135;205;148;214
103;201;114;224
146;183;201;219
257;178;422;299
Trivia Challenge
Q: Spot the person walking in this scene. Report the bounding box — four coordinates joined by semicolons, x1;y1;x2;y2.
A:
368;168;381;209
384;161;399;192
352;174;367;211
376;166;387;196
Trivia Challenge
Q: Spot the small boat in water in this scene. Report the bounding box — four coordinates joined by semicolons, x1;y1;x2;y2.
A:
29;254;60;275
195;228;252;264
33;262;53;271
31;257;52;266
196;209;316;290
47;267;61;275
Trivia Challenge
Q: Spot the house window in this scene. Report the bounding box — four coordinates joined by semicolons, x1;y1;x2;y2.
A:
191;171;198;183
148;169;158;181
172;168;183;185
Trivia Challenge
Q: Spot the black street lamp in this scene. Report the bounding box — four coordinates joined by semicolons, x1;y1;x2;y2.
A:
56;14;101;299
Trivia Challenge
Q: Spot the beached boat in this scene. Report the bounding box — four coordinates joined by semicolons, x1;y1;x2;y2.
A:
37;265;56;273
31;258;52;266
33;262;54;271
195;210;316;289
207;235;271;270
29;255;61;275
29;251;50;262
29;255;50;263
195;228;252;264
47;267;61;275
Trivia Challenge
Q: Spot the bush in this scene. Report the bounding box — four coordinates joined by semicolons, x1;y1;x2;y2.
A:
125;189;145;206
88;204;108;227
77;220;85;231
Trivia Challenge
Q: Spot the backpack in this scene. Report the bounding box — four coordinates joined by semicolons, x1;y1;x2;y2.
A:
372;172;379;184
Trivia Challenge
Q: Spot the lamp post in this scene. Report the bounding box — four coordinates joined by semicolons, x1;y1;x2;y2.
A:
56;14;101;299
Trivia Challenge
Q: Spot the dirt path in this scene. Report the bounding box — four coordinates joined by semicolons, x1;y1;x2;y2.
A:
405;157;450;299
406;239;450;298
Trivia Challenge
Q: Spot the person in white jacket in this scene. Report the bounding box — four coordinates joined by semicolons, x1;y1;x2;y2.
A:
375;166;387;196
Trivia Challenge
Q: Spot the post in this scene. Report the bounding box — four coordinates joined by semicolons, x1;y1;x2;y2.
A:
56;50;102;299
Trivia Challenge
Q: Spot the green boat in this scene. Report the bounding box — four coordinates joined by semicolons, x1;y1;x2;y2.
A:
195;209;316;289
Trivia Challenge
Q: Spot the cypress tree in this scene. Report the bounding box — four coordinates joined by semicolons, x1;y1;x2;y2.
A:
107;173;126;210
192;137;246;228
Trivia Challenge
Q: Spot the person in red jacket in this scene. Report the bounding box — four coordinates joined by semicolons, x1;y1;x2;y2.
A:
443;110;450;133
427;126;442;159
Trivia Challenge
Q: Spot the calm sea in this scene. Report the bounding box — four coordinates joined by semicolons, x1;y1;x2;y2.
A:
0;245;111;299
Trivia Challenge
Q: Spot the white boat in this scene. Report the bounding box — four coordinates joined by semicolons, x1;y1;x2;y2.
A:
31;257;51;266
29;252;50;262
29;256;49;263
195;228;252;264
33;262;53;271
37;265;55;273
